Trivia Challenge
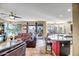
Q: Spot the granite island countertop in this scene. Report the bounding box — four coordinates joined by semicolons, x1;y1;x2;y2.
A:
0;39;23;52
47;34;72;41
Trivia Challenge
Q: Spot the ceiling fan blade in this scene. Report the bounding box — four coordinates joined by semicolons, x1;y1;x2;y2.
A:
0;12;22;20
0;13;8;15
14;16;22;18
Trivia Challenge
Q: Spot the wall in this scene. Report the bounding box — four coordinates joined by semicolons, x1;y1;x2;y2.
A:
64;23;72;34
21;23;27;33
36;21;47;38
72;4;79;56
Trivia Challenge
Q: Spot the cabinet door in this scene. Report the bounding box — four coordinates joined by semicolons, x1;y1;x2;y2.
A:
52;41;60;56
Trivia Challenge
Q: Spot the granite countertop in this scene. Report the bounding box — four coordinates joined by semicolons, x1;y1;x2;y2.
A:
47;34;72;41
0;39;23;52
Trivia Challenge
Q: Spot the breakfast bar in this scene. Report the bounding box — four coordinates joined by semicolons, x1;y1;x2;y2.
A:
0;40;26;56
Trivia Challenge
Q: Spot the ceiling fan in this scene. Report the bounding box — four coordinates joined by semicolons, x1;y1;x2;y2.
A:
0;12;22;20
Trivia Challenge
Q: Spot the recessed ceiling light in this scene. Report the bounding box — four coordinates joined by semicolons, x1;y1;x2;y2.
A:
67;9;71;12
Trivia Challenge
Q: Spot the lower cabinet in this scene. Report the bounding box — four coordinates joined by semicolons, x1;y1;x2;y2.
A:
52;41;60;56
51;40;70;56
60;41;70;56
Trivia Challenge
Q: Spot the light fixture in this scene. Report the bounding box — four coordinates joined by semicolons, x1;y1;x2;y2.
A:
67;9;71;12
9;16;14;19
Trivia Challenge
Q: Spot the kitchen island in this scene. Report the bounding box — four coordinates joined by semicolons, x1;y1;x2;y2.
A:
46;34;72;56
0;40;26;56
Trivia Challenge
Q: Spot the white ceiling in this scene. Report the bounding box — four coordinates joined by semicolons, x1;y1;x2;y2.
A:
0;3;72;23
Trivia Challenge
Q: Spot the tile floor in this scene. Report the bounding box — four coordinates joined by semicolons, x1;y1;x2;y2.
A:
26;38;52;56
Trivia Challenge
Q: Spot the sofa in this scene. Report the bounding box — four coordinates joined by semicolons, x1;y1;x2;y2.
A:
15;33;31;41
15;33;36;48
